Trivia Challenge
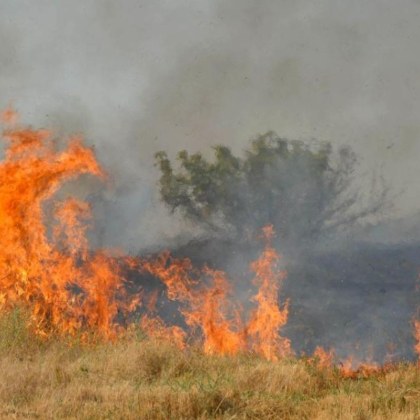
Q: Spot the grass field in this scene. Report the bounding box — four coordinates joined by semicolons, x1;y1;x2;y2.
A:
0;309;419;420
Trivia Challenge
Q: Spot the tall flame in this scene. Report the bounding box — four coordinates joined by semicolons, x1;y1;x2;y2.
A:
142;225;291;359
247;225;291;360
141;253;245;355
0;114;290;354
4;110;415;372
0;113;138;339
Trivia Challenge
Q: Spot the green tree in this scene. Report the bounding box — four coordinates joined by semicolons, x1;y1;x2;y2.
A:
155;132;388;246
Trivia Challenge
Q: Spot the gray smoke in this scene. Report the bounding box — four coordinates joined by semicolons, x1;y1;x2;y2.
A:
1;0;419;362
1;0;420;249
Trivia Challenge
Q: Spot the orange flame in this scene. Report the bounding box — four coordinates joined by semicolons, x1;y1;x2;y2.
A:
310;347;387;378
4;111;413;372
142;225;291;360
141;253;245;355
0;119;259;353
312;346;335;369
0;106;18;125
247;225;291;360
339;357;382;379
0;115;139;339
190;267;246;355
140;314;186;349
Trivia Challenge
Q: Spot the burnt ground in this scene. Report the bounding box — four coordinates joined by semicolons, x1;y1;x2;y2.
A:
128;239;419;362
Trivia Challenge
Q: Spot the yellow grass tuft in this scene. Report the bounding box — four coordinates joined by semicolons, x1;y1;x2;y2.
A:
0;310;418;419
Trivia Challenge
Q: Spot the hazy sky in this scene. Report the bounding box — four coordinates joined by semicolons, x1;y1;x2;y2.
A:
1;0;420;247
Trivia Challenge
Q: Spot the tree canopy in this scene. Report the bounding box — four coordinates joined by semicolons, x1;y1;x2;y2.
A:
155;132;388;247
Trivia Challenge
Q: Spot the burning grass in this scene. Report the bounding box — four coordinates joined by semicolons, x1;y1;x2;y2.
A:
0;309;419;419
0;112;419;418
0;113;291;355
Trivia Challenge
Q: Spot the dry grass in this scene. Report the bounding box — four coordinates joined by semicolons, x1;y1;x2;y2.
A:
0;310;418;419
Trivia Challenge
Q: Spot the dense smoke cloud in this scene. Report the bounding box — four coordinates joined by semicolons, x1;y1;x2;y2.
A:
1;0;420;248
0;0;419;362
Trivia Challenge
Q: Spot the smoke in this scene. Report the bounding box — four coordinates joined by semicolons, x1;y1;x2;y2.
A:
1;0;420;248
0;0;419;361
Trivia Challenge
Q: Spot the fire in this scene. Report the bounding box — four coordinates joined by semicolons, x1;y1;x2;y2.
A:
0;113;139;339
192;267;246;355
142;225;291;359
312;346;335;369
141;253;246;355
339;357;382;379
247;225;291;360
0;114;290;354
2;110;416;371
310;347;386;378
1;106;18;125
139;314;186;349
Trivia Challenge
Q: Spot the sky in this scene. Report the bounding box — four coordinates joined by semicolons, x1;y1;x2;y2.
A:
1;0;420;248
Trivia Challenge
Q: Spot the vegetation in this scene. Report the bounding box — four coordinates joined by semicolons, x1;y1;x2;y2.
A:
0;310;418;419
156;133;388;246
